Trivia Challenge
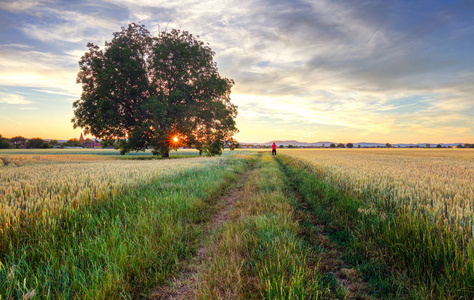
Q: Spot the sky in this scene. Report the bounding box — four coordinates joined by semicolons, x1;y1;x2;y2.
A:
0;0;473;144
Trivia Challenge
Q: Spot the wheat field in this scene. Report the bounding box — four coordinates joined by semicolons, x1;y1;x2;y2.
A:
0;154;220;231
281;148;474;236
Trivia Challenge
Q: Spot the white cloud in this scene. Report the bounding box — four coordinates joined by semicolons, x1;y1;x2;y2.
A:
33;88;77;97
0;0;48;12
0;92;31;104
0;48;81;97
1;0;472;142
20;7;120;45
0;44;32;49
22;23;86;44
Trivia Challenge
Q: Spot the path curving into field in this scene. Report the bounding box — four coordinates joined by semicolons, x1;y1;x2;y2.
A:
147;167;253;299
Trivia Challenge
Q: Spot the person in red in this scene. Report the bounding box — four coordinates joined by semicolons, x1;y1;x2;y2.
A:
272;142;277;157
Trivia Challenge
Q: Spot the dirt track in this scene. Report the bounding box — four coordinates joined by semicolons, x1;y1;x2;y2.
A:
148;169;253;299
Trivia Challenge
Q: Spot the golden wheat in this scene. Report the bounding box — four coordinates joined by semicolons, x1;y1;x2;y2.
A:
281;148;474;236
0;156;221;230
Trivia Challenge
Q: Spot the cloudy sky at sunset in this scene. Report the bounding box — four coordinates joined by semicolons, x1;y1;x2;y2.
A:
1;0;473;143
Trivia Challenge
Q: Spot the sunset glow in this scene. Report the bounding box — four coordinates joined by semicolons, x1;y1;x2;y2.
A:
0;0;473;144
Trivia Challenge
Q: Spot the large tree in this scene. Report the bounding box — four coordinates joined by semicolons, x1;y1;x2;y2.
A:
72;23;237;157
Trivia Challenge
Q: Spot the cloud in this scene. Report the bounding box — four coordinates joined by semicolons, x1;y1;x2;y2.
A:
0;92;31;104
34;88;78;98
0;0;49;12
99;0;473;142
0;44;32;49
22;24;84;44
1;0;473;142
0;47;81;97
20;6;121;45
0;92;31;105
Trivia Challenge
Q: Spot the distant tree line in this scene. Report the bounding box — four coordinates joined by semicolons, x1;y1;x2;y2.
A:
0;134;102;149
2;134;473;150
241;143;474;149
1;133;242;151
0;135;66;149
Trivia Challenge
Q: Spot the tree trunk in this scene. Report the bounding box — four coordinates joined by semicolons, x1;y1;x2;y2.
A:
161;149;170;158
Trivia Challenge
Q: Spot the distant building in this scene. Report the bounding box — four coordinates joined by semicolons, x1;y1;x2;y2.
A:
79;133;85;144
11;140;26;148
78;132;101;148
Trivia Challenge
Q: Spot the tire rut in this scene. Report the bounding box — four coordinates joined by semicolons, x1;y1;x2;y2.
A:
292;189;371;300
147;168;253;299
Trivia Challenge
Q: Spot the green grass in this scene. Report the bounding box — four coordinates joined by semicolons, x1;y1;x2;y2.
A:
3;152;471;298
197;155;321;299
0;156;251;299
0;148;248;157
117;154;198;160
277;154;474;299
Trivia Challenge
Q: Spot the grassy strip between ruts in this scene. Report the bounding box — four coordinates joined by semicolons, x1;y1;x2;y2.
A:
196;155;322;299
277;154;474;299
0;155;251;299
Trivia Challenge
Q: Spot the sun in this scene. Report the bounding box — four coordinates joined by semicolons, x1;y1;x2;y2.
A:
168;133;184;149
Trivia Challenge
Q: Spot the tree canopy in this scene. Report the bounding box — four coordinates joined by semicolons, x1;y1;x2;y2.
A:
0;134;11;149
72;23;237;157
26;138;46;149
10;136;26;143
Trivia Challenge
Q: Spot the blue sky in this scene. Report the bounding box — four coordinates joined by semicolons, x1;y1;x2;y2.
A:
0;0;473;143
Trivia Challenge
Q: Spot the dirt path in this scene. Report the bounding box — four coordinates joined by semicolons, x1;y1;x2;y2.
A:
147;168;253;299
292;191;371;299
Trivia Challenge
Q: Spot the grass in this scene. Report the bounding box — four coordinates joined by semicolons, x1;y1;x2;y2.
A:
0;157;214;231
117;154;198;160
2;149;472;298
197;155;322;299
0;155;251;299
0;149;201;166
279;148;474;238
277;154;474;299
